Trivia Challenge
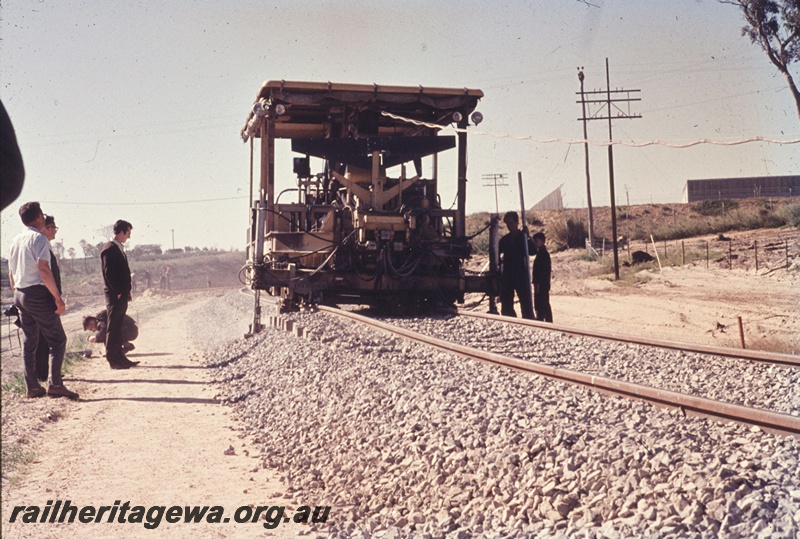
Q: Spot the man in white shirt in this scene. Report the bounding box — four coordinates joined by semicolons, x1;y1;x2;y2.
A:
7;202;78;399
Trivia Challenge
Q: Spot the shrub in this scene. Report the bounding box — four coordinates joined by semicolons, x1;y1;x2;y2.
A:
777;204;800;228
691;199;739;216
523;211;544;228
547;216;587;249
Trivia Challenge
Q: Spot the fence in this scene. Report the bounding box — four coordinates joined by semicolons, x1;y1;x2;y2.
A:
588;233;797;274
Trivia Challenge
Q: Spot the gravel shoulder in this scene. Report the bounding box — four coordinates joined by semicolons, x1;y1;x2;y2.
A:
224;306;800;537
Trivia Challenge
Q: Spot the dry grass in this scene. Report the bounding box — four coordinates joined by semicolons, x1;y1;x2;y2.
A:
466;197;799;255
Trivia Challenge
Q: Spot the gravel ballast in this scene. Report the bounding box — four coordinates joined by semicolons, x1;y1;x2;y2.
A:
195;293;800;538
377;314;800;416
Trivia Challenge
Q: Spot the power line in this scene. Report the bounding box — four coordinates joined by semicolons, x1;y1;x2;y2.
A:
37;196;249;206
380;111;800;148
16;115;243;147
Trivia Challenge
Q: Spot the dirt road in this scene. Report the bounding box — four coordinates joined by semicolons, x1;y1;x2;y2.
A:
1;294;301;539
550;263;799;353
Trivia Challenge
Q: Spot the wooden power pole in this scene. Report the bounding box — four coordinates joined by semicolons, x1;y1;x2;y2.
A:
576;58;641;279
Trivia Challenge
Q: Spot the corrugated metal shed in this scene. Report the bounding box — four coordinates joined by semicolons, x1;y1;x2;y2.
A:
685;175;800;202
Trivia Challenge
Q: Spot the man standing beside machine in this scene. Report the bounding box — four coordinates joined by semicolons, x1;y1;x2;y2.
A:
532;231;553;323
498;211;535;319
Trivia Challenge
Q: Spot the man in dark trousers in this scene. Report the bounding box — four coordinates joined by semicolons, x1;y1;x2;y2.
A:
532;231;553;323
101;220;138;369
8;202;77;399
498;211;535;319
35;215;63;382
83;310;138;352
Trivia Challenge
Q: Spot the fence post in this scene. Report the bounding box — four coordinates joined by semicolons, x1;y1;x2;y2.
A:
787;239;790;270
706;241;709;268
737;316;746;349
650;235;663;273
754;240;758;273
664;240;667;260
681;240;685;266
729;241;732;270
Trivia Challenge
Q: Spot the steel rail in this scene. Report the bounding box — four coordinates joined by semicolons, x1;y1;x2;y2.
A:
458;309;800;366
318;306;800;437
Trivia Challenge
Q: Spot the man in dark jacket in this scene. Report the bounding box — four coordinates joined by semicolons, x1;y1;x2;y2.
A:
498;211;535;319
100;220;138;369
35;215;62;382
83;310;138;353
532;232;553;322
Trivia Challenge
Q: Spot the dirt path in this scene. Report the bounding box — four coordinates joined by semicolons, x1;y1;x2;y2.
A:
551;264;799;352
465;233;799;354
1;297;301;539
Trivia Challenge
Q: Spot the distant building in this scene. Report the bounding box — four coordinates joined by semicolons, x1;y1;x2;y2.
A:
130;244;162;257
684;175;799;203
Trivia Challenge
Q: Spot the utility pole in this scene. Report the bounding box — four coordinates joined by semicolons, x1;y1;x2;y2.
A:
576;58;641;280
625;184;630;219
482;173;508;214
171;229;175;250
577;68;594;247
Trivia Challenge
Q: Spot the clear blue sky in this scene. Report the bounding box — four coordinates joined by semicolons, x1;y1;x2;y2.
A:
2;0;797;254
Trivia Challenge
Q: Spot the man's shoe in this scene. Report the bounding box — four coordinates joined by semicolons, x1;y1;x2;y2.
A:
47;384;79;400
109;361;131;370
26;386;47;398
116;353;139;367
122;343;136;352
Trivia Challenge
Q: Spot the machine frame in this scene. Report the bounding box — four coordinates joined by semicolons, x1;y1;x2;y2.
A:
240;80;498;327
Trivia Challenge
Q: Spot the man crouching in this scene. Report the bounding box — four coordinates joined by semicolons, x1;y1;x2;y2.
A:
83;310;139;353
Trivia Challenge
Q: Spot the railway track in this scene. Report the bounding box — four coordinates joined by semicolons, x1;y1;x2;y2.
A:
213;290;800;537
314;305;800;437
458;309;800;366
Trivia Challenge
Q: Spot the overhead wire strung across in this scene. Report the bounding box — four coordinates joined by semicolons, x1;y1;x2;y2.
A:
379;111;800;148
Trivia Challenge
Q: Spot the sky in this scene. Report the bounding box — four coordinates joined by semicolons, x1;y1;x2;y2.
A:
1;0;798;255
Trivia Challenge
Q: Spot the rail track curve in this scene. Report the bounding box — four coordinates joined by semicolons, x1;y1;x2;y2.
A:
317;306;800;437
